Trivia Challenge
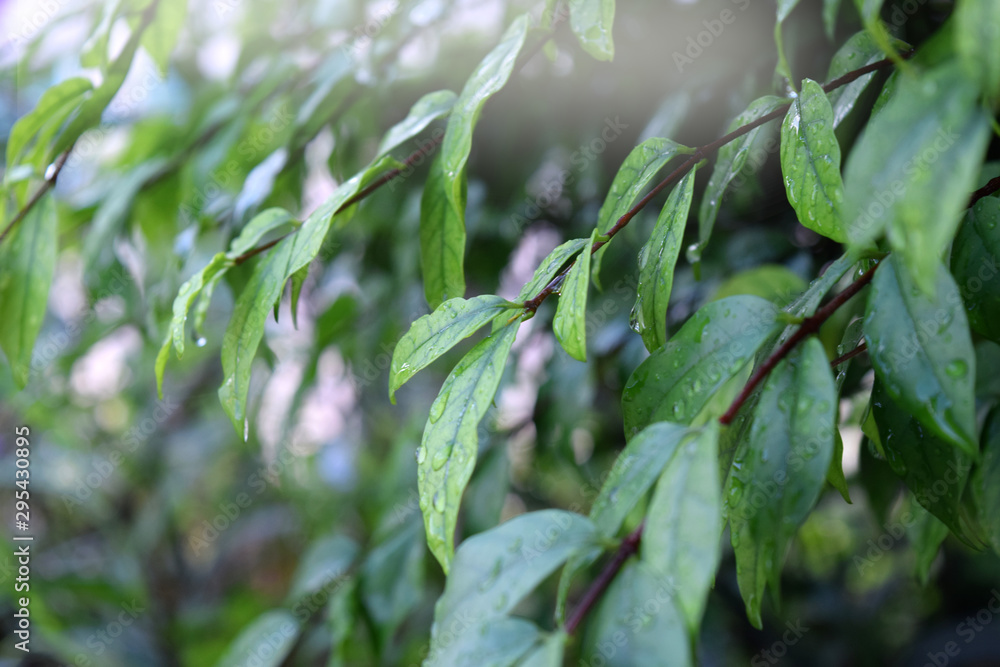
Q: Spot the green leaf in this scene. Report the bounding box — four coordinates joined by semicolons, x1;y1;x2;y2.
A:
420;154;467;309
863;256;977;455
554;229;596;361
6;77;92;170
377;90;457;157
361;519;425;647
579;561;691;667
82;159;168;268
906;496;949;584
729;338;836;628
950;197;1000;343
596;137;685;232
390;295;514;402
286;535;357;604
557;421;695;618
633;170;695;352
215;610;300;667
824;0;844;39
568;0;615;61
218;241;295;434
828;430;852;503
517;632;566;667
0;196;57;389
852;0;883;23
955;0;1000;100
516;238;588;302
842;63;991;293
142;0;187;75
870;378;979;546
156;208;296;396
621;296;780;439
429;509;596;641
80;0;121;68
418;320;520;572
974;407;1000;554
780;78;847;242
441;15;530;213
692;96;787;266
712;265;806;306
289;263;309;328
593;137;687;285
642;421;721;633
226;208;297;258
824;31;899;127
54;11;153;155
777;0;801;22
426;618;541;667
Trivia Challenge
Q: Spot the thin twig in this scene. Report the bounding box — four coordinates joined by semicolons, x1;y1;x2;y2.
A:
970;176;1000;207
564;521;644;635
830;341;868;368
719;262;878;425
0;148;73;245
524;52;911;314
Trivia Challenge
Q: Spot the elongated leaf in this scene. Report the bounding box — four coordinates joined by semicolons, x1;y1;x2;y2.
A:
390;295;514;401
377;90;457;157
824;0;843;39
421;154;467;309
842;63;990;292
556;421;693;618
692;96;787;265
218;241;295;433
516;238;588;302
974;407;1000;554
729;338;836;628
593;137;687;285
633;170;695;352
853;0;883;23
6;77;91;169
622;296;780;438
429;510;596;646
54;11;153;155
907;497;949;584
0;196;57;389
156;208;296;396
643;421;721;633
950;197;1000;343
824;31;898;127
425;618;541;667
441;15;530;210
554;229;596;361
780;79;846;242
418;320;520;572
863;256;977;455
777;0;801;22
568;0;615;61
870;378;979;546
82;159;168;268
361;519;425;646
142;0;187;74
579;561;691;667
517;632;566;667
215;610;300;667
712;265;806;306
955;0;1000;99
596;138;686;237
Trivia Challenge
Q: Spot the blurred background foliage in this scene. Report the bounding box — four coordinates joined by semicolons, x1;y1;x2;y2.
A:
1;0;1000;665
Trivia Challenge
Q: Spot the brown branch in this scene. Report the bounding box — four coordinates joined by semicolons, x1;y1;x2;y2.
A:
719;262;878;425
0;148;73;246
524;51;911;315
831;341;868;368
970;176;1000;207
564;521;644;635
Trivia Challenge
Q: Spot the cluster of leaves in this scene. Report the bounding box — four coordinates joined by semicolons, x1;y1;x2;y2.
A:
3;0;1000;664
